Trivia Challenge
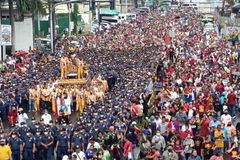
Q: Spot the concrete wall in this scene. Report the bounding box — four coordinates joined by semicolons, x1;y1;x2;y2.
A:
14;17;33;51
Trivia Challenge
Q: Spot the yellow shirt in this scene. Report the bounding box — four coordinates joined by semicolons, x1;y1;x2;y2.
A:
214;130;224;148
0;145;12;160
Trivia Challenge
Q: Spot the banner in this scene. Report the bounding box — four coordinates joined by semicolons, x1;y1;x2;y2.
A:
1;25;12;46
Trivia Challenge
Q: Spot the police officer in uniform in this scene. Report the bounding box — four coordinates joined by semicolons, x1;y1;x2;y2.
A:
73;119;81;131
34;129;42;160
82;128;89;151
35;122;44;135
71;129;84;152
8;131;22;160
19;122;29;140
41;128;54;160
55;128;70;160
22;130;36;160
28;117;37;135
51;120;59;149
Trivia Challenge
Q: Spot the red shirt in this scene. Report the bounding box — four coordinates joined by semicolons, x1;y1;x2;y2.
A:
123;141;132;156
200;118;210;137
167;66;175;75
131;104;139;117
165;35;171;45
181;130;193;139
227;93;236;105
148;151;161;159
215;83;224;94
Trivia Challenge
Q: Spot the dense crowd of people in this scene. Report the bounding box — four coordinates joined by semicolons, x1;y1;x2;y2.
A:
0;6;240;160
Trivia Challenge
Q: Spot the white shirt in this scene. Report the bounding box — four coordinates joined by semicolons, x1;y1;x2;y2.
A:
156;118;162;130
41;113;52;125
72;151;86;160
169;91;178;100
176;79;182;85
62;155;68;160
221;114;232;127
87;142;101;150
188;109;194;120
18;113;28;125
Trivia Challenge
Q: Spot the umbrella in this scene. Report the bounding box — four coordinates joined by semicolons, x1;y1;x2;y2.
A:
16;50;27;57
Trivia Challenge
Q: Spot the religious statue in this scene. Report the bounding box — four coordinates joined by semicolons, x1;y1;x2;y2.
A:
60;56;84;80
60;56;68;79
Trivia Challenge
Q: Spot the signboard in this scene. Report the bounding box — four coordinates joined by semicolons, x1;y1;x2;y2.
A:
1;25;11;46
100;8;120;15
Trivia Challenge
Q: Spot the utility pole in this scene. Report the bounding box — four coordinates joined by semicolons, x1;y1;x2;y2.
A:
97;2;100;27
50;2;54;53
52;6;56;52
68;3;72;35
89;0;93;31
37;11;41;37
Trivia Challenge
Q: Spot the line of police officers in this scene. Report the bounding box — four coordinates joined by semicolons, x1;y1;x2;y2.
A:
2;116;92;160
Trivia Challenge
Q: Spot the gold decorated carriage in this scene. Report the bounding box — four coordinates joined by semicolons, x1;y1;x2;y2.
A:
58;56;88;85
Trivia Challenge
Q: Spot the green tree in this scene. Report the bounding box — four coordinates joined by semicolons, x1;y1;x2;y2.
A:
8;0;48;53
29;0;47;37
8;0;15;53
16;0;30;14
71;3;79;35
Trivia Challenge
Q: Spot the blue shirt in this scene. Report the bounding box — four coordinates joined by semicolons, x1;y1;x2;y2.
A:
9;137;22;151
188;156;201;160
219;96;225;105
209;120;220;128
41;135;53;146
23;136;35;150
144;81;153;92
222;127;228;142
57;134;69;147
72;135;83;147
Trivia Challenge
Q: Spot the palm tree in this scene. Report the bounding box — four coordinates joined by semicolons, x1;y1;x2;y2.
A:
71;4;79;35
8;0;15;54
8;0;30;54
29;0;47;36
8;0;47;53
16;0;30;16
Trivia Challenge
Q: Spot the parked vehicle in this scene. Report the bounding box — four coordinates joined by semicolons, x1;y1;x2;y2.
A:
202;14;215;24
203;22;215;33
34;38;51;51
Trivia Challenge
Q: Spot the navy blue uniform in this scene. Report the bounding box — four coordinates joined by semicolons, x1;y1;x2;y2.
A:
23;136;35;160
71;134;84;150
41;134;54;160
8;137;22;160
18;127;28;140
28;123;36;135
56;134;69;160
35;134;42;160
51;126;59;139
82;133;89;150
